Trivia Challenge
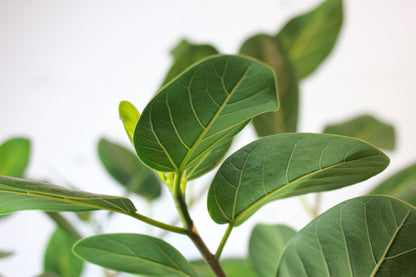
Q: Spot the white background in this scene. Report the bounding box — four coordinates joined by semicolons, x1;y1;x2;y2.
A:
1;0;416;276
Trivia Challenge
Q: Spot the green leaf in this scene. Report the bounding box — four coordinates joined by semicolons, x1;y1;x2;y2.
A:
44;228;83;277
73;233;197;277
119;101;140;143
36;272;60;277
162;39;219;86
0;175;136;214
98;138;161;200
369;162;416;206
240;34;299;135
0;137;30;177
249;224;296;277
0;250;13;259
191;258;256;277
208;133;389;225
276;0;343;79
276;196;416;276
134;55;278;175
323;114;395;151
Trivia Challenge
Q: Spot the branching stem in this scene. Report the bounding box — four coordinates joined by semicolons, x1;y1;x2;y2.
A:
129;212;187;235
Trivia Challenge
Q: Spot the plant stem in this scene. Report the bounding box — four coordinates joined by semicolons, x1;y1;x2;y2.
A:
45;211;82;239
214;223;234;261
128;212;188;235
312;193;322;218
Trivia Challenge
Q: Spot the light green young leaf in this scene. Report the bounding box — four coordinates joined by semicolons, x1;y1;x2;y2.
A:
119;101;140;143
277;196;416;277
208;133;389;225
73;233;197;277
369;162;416;206
0;137;30;177
191;258;256;277
324;114;395;151
240;34;299;135
98;138;161;200
162;39;218;86
249;224;296;277
0;175;136;215
276;0;343;79
134;55;278;174
44;228;83;277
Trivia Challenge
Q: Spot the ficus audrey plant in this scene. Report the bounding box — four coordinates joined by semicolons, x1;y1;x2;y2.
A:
1;0;416;276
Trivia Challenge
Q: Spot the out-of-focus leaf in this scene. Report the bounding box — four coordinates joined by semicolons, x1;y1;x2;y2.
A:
276;0;343;79
98;138;161;200
191;259;256;277
119;101;140;143
324;114;395;151
0;250;13;259
240;34;299;135
0;137;30;177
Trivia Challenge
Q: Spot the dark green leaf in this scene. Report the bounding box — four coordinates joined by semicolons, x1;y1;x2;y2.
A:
324;114;395;151
191;258;256;277
0;175;136;214
276;0;343;79
119;101;140;143
134;55;278;175
0;250;13;259
98;138;161;200
240;34;299;135
74;233;197;277
277;196;416;277
369;162;416;206
162;39;218;86
208;133;389;225
0;137;30;177
44;228;83;277
249;224;296;277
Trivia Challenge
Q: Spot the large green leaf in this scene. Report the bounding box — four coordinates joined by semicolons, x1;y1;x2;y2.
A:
191;258;256;277
44;228;83;277
98;138;161;200
0;175;136;214
0;137;30;177
240;34;299;135
324;114;395;151
276;0;343;79
134;55;278;174
369;162;416;206
162;39;218;86
119;101;140;143
249;224;296;277
276;196;416;277
208;133;389;225
74;233;197;277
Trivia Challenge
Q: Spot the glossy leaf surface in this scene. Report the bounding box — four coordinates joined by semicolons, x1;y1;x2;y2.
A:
44;228;83;277
240;34;299;135
276;0;343;78
0;175;136;214
324;114;395;150
191;259;256;277
277;196;416;277
208;133;389;225
162;39;218;86
249;224;296;277
74;233;197;277
134;55;278;173
98;138;161;200
119;101;140;143
0;137;30;177
370;162;416;206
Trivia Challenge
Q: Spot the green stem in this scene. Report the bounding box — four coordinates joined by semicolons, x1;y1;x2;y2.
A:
312;193;322;218
128;212;187;235
45;212;82;239
215;223;234;261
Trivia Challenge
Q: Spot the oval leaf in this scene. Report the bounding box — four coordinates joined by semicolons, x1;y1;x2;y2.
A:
240;34;299;135
208;133;389;225
44;228;83;277
134;55;278;173
74;233;197;277
324;114;395;151
249;224;296;277
98;138;161;200
191;258;256;277
119;101;140;143
276;196;416;276
276;0;343;79
0;175;136;214
0;137;30;177
369;162;416;206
